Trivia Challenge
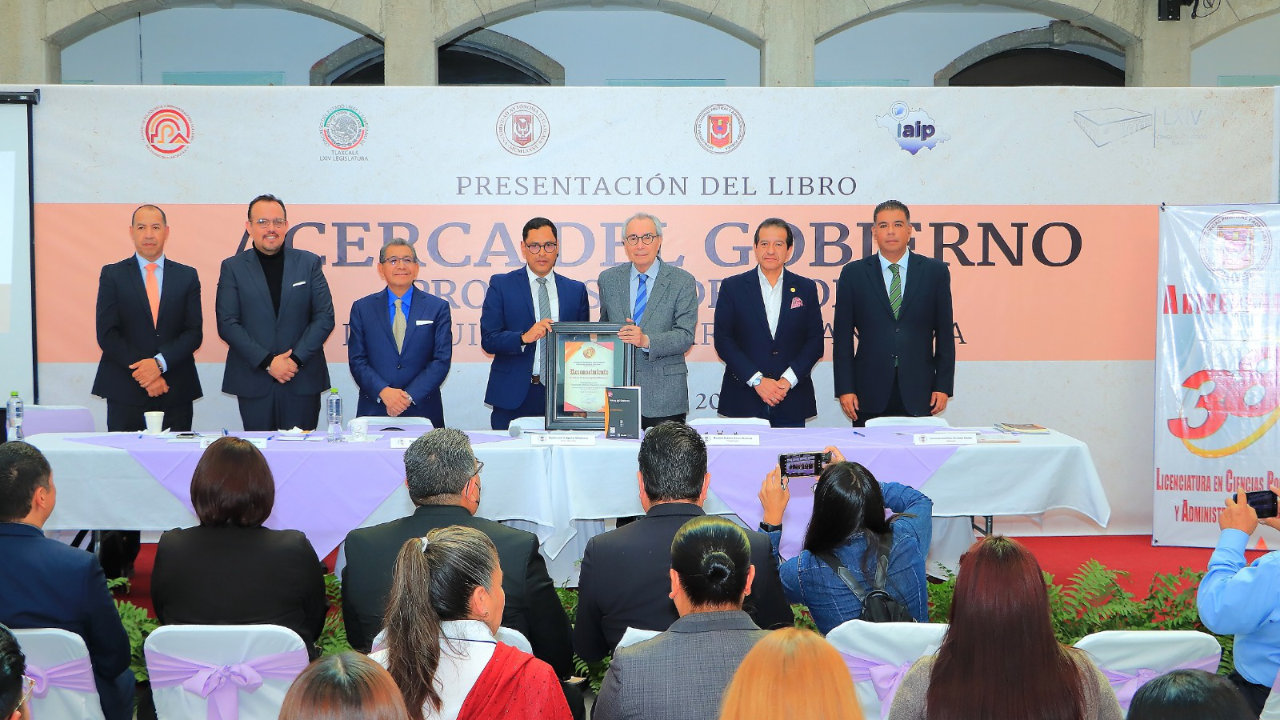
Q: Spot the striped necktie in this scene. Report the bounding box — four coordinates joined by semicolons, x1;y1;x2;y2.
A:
535;277;551;377
634;273;648;324
888;263;902;319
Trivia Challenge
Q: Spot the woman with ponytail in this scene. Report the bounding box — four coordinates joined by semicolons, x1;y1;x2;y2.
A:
593;516;769;720
372;526;570;720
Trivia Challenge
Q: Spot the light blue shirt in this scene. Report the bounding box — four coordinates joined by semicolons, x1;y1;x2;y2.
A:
629;259;661;354
1197;528;1280;686
878;252;908;299
135;253;167;371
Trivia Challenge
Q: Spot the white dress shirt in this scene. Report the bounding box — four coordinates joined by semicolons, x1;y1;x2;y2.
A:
372;619;497;720
747;267;798;387
879;251;909;297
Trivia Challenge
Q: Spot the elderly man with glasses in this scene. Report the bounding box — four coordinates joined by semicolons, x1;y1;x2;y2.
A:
216;193;335;431
347;237;452;428
480;217;590;430
340;429;576;707
597;212;698;427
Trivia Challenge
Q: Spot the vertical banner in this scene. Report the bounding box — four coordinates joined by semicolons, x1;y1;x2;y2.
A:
1155;204;1280;548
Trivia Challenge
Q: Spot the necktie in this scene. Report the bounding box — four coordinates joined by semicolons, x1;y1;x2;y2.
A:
888;263;902;319
392;298;406;353
535;277;551;377
633;274;648;325
145;262;160;325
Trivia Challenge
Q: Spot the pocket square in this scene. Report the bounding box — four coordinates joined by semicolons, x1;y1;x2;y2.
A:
790;297;804;309
416;320;433;325
292;281;307;287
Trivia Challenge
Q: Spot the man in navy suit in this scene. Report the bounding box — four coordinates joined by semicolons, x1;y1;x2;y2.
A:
91;204;203;432
0;442;134;720
348;238;452;428
480;217;589;430
713;218;824;428
216;194;335;431
833;200;955;426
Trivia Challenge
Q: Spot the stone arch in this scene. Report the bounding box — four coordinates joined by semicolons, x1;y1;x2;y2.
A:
1190;4;1280;47
45;0;380;50
309;29;566;86
935;21;1122;86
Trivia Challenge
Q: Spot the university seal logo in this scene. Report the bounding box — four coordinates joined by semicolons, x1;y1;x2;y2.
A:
695;104;744;154
1198;210;1271;279
143;106;193;157
320;106;368;150
496;102;550;156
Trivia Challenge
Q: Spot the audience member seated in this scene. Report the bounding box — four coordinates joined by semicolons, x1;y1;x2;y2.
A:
757;447;932;632
718;627;863;720
0;442;134;720
574;422;791;662
341;429;573;682
1197;485;1280;715
1;624;30;720
279;651;410;720
373;526;571;720
594;516;769;720
887;535;1122;720
1127;669;1253;720
150;437;327;656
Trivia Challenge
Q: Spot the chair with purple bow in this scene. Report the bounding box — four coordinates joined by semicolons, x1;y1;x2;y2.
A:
11;627;108;720
1260;669;1280;719
826;618;949;720
144;624;310;720
1073;629;1222;713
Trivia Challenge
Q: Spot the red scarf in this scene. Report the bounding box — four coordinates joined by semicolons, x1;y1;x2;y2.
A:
456;643;571;720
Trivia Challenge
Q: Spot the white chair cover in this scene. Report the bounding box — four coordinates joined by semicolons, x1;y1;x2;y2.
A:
687;417;770;427
615;626;661;650
12;627;107;720
509;416;547;434
864;416;950;428
826;619;949;720
350;415;433;432
144;624;309;720
1073;630;1222;712
1260;667;1280;719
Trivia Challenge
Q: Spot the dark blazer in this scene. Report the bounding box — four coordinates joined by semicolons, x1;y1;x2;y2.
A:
593;610;767;720
597;261;698;418
150;525;328;654
91;256;203;406
572;503;791;663
832;252;955;416
347;287;452;427
714;268;824;424
340;504;573;679
215;247;334;398
480;268;589;410
0;522;134;720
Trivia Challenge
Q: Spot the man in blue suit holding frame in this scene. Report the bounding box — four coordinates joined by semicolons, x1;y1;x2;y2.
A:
348;238;452;427
480;217;590;430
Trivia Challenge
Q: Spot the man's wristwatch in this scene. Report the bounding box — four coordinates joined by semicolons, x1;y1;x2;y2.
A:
758;521;782;533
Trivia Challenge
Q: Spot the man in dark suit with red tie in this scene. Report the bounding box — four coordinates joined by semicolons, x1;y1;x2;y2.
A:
92;204;203;432
480;217;590;430
348;238;451;427
713;218;824;427
833;200;955;426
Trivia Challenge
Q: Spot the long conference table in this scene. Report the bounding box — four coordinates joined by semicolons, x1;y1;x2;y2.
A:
29;424;1111;584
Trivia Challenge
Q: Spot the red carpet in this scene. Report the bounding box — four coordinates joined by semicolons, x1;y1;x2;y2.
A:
117;535;1265;611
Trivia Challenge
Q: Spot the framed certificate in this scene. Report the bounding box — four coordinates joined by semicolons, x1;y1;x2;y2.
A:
544;322;636;430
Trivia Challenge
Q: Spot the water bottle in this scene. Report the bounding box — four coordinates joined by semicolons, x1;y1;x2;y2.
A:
326;388;343;442
6;392;23;442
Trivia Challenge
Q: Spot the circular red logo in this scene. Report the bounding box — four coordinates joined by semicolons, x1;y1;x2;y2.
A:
142;106;193;157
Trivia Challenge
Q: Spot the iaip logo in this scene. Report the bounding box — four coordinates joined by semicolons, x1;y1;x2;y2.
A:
876;101;949;155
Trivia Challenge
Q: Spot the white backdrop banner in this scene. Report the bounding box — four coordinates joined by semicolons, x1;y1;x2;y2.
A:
5;84;1278;536
1156;204;1280;548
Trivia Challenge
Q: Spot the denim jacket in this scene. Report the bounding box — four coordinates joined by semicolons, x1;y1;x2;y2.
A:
768;482;933;634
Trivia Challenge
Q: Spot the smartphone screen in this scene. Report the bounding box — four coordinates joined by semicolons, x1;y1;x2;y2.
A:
1246;490;1278;519
779;452;827;478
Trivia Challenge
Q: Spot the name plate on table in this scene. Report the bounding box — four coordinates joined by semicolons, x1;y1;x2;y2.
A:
529;432;598;446
913;432;979;446
199;437;267;449
389;437;415;449
702;434;761;446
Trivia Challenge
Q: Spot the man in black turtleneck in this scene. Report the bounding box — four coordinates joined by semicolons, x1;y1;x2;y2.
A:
215;194;335;430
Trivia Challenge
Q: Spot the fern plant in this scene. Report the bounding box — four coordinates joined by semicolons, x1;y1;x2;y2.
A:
318;573;353;656
108;577;159;682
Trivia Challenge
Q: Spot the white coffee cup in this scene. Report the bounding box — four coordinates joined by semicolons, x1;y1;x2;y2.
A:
144;411;165;434
349;418;368;442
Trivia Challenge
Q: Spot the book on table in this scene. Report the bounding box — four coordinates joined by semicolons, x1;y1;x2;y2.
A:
995;422;1049;434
